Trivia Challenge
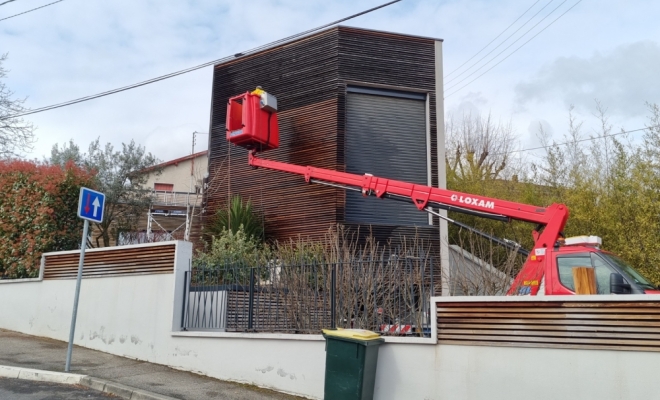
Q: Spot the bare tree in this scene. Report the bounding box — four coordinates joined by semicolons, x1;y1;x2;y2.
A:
0;54;35;157
445;111;519;182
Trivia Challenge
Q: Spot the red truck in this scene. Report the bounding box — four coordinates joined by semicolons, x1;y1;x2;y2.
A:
225;90;660;296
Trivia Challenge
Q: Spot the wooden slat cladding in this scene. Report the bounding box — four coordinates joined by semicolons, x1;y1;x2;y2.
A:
207;26;439;243
208;99;341;241
337;27;438;187
210;28;341;130
436;300;660;352
336;28;439;228
43;244;176;279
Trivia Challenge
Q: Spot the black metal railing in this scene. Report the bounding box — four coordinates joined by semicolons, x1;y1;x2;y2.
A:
181;256;437;337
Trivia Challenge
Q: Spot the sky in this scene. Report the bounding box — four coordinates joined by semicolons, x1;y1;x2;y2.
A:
1;0;659;163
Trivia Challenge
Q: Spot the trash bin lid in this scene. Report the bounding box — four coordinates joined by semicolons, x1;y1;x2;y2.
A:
322;328;381;341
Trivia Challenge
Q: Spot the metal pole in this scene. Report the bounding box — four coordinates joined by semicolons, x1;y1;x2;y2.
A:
185;132;194;241
248;268;255;330
181;271;189;331
65;219;89;372
331;264;336;329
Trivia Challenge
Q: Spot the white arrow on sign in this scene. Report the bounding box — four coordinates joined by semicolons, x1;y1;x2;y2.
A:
92;197;100;217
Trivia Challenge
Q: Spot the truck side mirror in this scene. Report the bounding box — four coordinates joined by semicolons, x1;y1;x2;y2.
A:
610;273;631;294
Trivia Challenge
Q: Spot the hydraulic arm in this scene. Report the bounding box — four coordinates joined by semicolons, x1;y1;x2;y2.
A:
247;151;569;295
227;89;570;295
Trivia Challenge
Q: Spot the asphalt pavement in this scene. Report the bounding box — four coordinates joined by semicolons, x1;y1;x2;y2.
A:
0;377;119;399
0;329;305;400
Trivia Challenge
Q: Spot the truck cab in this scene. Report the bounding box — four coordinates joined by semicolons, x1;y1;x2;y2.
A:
540;236;660;295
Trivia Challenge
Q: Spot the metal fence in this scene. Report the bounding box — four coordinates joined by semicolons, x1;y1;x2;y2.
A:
181;256;437;337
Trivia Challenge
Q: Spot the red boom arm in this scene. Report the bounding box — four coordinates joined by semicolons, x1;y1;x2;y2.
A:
226;89;567;295
248;151;569;295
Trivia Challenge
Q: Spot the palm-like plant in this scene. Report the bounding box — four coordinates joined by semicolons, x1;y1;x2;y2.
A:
206;195;264;242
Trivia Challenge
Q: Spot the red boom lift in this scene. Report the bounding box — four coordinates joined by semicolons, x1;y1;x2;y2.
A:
225;89;660;296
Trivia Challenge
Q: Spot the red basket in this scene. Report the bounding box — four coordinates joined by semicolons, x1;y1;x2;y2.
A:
226;92;279;152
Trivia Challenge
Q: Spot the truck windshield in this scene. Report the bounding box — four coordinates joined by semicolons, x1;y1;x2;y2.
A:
602;254;656;290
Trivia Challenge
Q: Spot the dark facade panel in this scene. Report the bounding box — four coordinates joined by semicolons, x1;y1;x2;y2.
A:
209;29;341;131
337;28;436;90
337;27;438;229
208;99;341;241
345;91;428;226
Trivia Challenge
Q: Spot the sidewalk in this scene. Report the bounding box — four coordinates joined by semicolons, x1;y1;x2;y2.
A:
0;329;305;400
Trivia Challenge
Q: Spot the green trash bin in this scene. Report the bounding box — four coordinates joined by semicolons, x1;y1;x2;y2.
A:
322;328;385;400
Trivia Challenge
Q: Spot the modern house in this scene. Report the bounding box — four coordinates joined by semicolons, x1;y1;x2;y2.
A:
204;26;448;274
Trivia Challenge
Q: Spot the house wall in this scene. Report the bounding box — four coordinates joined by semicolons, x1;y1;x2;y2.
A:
144;154;208;193
206;26;444;244
1;242;659;400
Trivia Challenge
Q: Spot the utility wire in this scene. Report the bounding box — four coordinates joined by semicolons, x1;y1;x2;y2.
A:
445;0;543;78
445;0;548;82
0;0;400;121
0;0;64;22
445;0;569;91
491;124;659;157
445;0;581;98
0;0;19;7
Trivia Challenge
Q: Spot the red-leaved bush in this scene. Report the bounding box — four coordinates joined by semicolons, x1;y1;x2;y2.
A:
0;160;95;278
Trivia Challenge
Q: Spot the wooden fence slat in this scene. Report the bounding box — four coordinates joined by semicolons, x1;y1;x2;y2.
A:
437;312;660;320
438;322;660;334
439;328;660;341
437;317;660;328
43;244;176;279
437;307;660;314
436;300;660;352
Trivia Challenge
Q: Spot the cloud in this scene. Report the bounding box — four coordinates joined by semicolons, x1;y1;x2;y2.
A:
446;92;489;119
3;0;660;164
515;41;660;117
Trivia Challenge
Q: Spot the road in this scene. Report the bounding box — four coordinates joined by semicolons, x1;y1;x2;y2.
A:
0;377;118;399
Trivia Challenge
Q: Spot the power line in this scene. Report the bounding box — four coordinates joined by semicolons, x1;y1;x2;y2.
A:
445;0;581;98
0;0;64;22
445;0;569;92
492;124;659;157
0;0;19;7
445;0;547;81
445;0;543;78
0;0;400;121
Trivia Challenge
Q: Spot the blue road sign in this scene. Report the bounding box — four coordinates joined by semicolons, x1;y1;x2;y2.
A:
77;187;105;223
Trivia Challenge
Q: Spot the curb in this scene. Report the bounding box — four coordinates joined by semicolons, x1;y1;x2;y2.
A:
80;376;179;400
0;365;84;384
0;365;178;400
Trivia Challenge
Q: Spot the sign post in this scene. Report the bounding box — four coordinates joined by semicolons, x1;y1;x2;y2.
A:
65;187;105;372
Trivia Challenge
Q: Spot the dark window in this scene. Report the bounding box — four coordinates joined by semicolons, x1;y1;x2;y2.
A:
154;183;174;192
557;254;617;294
345;88;429;226
557;256;592;292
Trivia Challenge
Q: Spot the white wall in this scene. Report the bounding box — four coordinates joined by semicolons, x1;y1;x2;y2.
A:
1;243;658;400
0;241;329;398
144;154;208;193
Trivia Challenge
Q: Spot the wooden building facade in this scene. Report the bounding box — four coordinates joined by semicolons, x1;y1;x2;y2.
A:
206;26;446;248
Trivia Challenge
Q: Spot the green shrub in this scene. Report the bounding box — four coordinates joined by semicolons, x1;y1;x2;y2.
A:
205;195;264;242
